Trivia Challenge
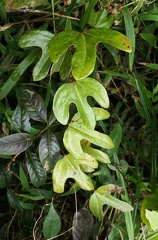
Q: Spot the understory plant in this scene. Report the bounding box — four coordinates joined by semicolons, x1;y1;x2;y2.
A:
0;0;158;239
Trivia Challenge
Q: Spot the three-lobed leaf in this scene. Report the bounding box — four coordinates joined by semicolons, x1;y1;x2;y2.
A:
48;28;132;80
52;154;95;193
19;30;54;81
53;77;109;128
64;120;114;160
89;185;133;219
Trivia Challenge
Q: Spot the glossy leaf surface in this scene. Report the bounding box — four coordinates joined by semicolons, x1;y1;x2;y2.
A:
26;152;47;187
0;133;32;155
53;154;95;193
19;30;54;81
17;89;47;122
89;185;133;219
43;203;61;239
49;28;132;80
53;77;109;128
7;189;22;210
12;104;31;133
72;207;94;240
39;130;60;172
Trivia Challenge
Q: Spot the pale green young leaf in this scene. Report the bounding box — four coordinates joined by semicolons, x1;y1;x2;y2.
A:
89;185;133;219
19;30;54;81
64;121;114;160
53;77;109;129
53;154;95;193
145;210;158;231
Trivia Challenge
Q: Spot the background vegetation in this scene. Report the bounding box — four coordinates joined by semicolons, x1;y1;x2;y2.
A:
0;0;158;239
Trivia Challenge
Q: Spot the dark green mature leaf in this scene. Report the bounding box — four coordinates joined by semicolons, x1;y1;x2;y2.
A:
72;207;94;240
17;89;47;122
19;30;54;81
43;203;61;239
0;165;12;189
0;49;39;100
26;152;47;187
48;28;132;80
53;154;95;193
39;130;60;172
12;104;31;133
89;185;133;219
53;77;109;128
7;189;22;210
0;133;32;155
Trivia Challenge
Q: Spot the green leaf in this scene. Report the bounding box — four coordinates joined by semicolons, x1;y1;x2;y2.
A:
140;33;157;48
39;130;60;172
82;141;111;163
59;49;72;80
17;88;47;122
53;154;95;193
64;117;114;160
123;7;135;72
26;152;47;187
48;29;132;80
107;124;122;156
140;14;158;22
0;133;32;155
19;166;30;191
89;9;113;28
20;201;35;210
0;165;12;189
7;188;22;210
53;77;109;128
12;104;31;133
19;30;54;81
89;185;133;219
141;194;158;231
43;203;61;239
0;49;39;100
18;194;44;201
145;210;158;231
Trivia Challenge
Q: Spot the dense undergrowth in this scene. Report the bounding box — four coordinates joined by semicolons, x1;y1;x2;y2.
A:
0;0;158;239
